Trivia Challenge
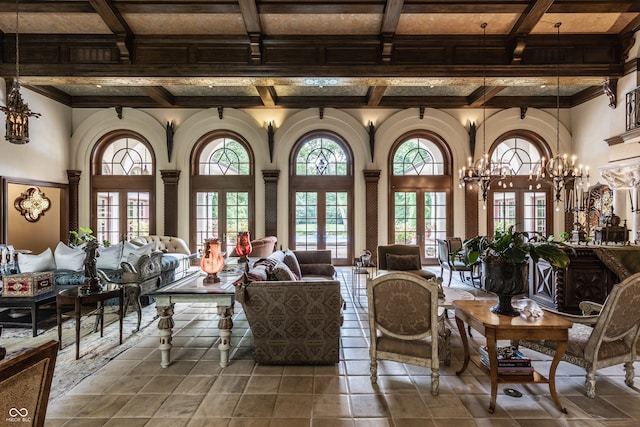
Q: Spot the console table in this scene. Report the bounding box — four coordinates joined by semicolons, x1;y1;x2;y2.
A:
454;299;571;414
151;271;238;369
0;292;57;337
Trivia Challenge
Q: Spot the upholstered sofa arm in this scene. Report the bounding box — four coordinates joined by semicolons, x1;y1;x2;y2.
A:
130;235;190;255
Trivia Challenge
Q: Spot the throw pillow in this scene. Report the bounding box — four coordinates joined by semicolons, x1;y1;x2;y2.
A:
96;243;123;270
283;249;302;279
386;253;422;271
53;241;85;272
247;264;269;282
18;248;57;273
267;262;297;281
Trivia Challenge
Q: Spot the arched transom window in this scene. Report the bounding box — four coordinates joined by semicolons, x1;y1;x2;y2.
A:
295;136;348;176
393;137;445;176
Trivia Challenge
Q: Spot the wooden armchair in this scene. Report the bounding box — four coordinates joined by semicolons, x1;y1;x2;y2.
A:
436;238;480;287
366;272;441;395
515;272;640;398
0;340;59;427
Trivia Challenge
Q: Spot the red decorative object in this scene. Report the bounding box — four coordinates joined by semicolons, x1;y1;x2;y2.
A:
201;238;224;283
235;231;252;262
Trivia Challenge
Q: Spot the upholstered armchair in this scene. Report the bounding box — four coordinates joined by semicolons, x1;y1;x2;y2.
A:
366;272;442;395
515;272;640;398
377;244;436;280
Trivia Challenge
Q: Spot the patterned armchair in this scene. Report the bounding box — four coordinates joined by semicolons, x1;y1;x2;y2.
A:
515;272;640;398
366;272;441;395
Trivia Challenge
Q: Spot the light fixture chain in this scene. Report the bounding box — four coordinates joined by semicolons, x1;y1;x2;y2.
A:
555;22;561;153
15;0;19;82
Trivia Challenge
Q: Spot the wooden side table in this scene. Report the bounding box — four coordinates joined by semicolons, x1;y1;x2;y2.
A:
453;299;572;414
56;286;124;359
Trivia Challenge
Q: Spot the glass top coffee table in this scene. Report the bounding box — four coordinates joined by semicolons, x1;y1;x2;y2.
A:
151;270;240;369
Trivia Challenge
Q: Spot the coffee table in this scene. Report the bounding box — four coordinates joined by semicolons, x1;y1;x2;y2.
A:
0;292;57;337
151;271;238;369
57;286;124;360
454;299;572;414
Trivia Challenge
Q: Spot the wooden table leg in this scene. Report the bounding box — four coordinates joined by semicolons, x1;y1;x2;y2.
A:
485;329;499;414
156;304;175;368
118;288;123;345
217;305;234;368
455;316;470;375
549;339;568;413
74;299;81;360
57;301;63;345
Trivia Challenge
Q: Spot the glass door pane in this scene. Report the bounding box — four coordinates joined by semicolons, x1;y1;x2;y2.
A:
126;191;150;241
196;191;219;253
295;192;318;250
393;192;417;244
524;191;547;235
493;192;516;232
226;191;250;251
424;192;446;258
96;192;119;244
326;191;348;259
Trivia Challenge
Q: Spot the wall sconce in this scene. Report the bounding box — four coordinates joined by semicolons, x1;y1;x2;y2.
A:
201;238;224;283
267;121;275;162
368;121;375;162
235;231;252;263
14;186;51;222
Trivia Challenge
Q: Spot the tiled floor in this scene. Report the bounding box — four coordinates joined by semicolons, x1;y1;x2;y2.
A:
44;268;640;427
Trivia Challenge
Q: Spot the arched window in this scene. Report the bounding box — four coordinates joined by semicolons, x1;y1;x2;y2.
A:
389;132;452;262
91;131;155;244
290;131;353;265
487;131;553;236
191;132;254;254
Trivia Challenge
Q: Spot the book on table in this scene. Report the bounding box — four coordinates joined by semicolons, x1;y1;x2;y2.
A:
479;345;533;375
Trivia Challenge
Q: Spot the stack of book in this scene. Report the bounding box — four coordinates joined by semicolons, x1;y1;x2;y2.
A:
479;345;533;375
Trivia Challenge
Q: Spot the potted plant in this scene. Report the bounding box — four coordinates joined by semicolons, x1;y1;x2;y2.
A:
464;226;571;316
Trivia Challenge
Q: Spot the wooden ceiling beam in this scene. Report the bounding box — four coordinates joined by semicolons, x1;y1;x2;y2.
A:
367;86;387;107
142;86;176;107
88;0;134;63
238;0;263;63
510;0;554;36
256;86;278;107
468;86;506;107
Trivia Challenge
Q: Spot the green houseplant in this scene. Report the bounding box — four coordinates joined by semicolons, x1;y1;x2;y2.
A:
464;226;570;316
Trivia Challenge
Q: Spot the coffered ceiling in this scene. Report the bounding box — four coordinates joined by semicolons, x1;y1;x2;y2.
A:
0;0;638;110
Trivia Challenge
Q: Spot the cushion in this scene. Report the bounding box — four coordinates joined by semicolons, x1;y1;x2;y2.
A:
18;248;56;273
247;264;269;282
96;243;123;270
267;262;297;281
53;241;85;272
283;250;302;280
121;241;154;265
386;253;422;271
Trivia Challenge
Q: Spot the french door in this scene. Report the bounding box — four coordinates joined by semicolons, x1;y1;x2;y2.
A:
488;188;551;236
293;190;350;264
95;190;152;244
392;190;447;262
194;190;250;254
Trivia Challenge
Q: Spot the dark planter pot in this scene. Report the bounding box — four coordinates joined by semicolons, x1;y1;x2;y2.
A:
481;260;528;316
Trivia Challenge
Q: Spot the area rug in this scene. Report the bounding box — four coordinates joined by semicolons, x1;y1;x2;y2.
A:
0;303;162;402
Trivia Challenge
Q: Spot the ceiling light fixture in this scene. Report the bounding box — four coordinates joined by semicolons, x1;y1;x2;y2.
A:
531;22;589;210
1;0;41;144
458;23;512;206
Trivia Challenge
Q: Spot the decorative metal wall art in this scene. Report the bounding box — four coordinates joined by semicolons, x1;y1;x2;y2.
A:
14;186;51;222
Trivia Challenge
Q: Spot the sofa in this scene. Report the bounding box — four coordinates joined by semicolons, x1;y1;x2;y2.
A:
236;249;342;364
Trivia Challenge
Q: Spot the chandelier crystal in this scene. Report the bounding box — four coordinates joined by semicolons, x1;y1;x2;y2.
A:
1;0;41;144
531;22;589;209
458;23;512;205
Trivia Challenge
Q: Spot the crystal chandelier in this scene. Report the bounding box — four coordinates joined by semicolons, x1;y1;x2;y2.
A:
1;0;41;144
531;22;589;208
458;23;512;205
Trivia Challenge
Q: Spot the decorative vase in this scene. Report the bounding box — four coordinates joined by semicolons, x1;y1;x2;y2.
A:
481;259;528;316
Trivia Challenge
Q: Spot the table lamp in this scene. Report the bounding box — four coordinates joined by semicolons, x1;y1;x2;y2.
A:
235;231;252;263
201;238;224;283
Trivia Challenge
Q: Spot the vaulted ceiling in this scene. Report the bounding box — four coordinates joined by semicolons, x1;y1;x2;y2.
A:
0;0;638;110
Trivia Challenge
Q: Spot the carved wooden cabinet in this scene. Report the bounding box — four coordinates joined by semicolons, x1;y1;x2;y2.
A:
528;247;619;314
